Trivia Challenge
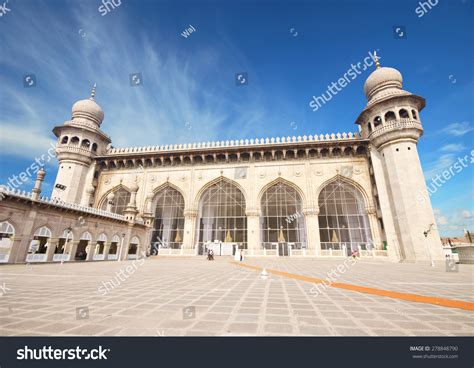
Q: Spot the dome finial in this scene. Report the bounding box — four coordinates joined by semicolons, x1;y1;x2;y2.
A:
90;82;97;100
373;50;381;69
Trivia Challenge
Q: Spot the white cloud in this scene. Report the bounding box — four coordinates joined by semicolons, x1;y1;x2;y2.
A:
442;122;473;137
440;143;466;152
437;216;448;225
423;153;456;180
462;210;472;219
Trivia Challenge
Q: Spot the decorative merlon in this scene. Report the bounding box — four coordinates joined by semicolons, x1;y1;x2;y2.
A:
106;132;361;155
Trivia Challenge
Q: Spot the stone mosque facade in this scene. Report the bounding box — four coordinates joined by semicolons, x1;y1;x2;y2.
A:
0;63;445;264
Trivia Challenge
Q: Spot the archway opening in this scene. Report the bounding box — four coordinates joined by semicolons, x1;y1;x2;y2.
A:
197;181;247;255
150;187;185;253
260;183;306;256
0;221;15;263
318;181;372;255
27;226;52;262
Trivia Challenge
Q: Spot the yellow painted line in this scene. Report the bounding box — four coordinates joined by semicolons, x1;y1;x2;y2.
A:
231;262;474;311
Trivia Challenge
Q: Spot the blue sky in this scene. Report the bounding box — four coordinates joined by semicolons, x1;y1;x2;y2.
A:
0;0;472;236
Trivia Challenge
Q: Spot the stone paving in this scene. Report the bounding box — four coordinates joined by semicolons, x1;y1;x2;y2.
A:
0;257;472;336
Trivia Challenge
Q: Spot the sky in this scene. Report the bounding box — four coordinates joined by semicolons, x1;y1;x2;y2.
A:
0;0;473;236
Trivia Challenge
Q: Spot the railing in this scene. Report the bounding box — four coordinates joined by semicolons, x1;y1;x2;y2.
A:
369;119;422;140
0;187;127;222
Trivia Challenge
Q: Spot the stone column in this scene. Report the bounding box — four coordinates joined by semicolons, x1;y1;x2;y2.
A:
303;206;321;257
183;209;198;249
366;205;382;249
104;242;111;259
246;208;261;255
8;237;24;264
86;241;98;261
68;240;80;262
106;193;115;212
46;238;59;262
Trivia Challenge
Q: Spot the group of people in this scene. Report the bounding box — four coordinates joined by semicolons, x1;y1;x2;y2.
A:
206;248;244;261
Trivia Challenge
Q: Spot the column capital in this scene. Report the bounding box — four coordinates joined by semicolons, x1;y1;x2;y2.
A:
365;205;376;215
245;208;260;217
303;206;320;216
184;208;198;218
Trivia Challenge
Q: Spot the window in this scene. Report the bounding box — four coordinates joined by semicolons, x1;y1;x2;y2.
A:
151;187;185;250
318;181;372;251
399;109;409;119
384;111;396;122
374;116;382;128
260;183;306;249
197;181;247;249
101;188;131;215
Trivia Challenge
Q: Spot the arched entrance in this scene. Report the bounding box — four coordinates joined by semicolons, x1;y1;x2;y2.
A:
260;183;307;256
196;180;247;255
150;187;185;254
128;236;139;259
318;181;373;255
108;234;120;260
75;231;92;260
27;226;52;262
93;233;107;260
0;221;15;263
54;228;73;262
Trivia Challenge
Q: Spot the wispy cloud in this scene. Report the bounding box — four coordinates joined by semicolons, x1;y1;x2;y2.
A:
442;122;473;137
440;143;466;152
423;153;457;180
0;1;271;159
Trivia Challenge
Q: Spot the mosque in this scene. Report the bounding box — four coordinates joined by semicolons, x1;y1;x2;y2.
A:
0;60;445;264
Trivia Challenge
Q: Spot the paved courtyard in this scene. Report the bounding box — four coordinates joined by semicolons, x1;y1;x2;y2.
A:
0;257;472;336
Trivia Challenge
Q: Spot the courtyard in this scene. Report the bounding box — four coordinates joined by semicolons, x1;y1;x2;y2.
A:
0;257;472;336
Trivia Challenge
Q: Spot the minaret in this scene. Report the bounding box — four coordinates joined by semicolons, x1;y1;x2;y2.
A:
51;84;111;204
355;54;444;263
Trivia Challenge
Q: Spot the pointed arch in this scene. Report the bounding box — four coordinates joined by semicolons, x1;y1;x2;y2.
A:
195;177;248;252
80;231;92;241
111;234;121;243
97;233;107;242
193;176;248;209
315;174;372;209
150;184;185;250
97;184;133;209
0;221;15;235
34;226;52;238
257;177;306;204
146;181;187;213
317;176;373;252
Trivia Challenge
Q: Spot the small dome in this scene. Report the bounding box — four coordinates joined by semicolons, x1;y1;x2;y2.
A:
72;97;104;126
364;67;403;100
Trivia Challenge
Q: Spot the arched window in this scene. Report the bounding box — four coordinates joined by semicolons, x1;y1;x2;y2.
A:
197;181;247;254
70;136;80;145
260;183;306;252
411;110;418;120
91;143;98;153
101;188;131;215
128;236;140;258
399;109;409;119
318;181;372;252
367;122;373;133
28;226;52;255
373;116;382;128
0;221;15;263
151;187;185;251
81;139;91;149
61;136;69;144
384;111;396;122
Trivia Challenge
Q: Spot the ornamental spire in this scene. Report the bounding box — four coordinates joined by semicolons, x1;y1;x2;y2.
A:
373;51;381;69
90;82;97;99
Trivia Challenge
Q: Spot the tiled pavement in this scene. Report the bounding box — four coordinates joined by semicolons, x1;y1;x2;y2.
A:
0;257;472;336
